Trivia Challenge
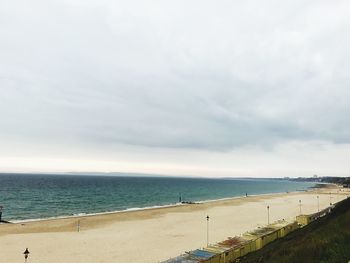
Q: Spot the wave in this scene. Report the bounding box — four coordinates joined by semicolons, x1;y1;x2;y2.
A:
9;189;311;224
11;203;185;223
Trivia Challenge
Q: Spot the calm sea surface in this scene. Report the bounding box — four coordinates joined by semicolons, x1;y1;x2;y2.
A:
0;173;315;221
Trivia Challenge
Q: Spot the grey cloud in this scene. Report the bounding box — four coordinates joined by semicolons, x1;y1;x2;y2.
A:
1;0;350;152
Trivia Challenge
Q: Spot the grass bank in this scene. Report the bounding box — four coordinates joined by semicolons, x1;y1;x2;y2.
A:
241;196;350;263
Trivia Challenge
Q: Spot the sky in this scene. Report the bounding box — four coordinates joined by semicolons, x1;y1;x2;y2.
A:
1;0;350;177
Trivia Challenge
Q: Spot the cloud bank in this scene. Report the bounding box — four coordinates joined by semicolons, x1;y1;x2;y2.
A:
1;0;350;176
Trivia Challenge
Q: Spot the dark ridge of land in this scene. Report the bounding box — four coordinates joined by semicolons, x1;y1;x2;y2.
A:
291;176;350;187
240;197;350;263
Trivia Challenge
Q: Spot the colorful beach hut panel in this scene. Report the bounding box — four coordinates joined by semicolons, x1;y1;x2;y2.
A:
188;249;220;263
161;255;198;263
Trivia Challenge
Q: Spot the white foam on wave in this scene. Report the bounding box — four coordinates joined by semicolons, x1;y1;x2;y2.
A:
11;203;185;224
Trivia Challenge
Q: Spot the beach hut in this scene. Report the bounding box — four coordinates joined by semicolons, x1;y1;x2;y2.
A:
220;236;254;257
282;221;299;236
243;226;279;250
187;249;220;263
242;236;257;253
296;214;310;226
203;245;228;263
213;236;256;262
161;255;198;263
296;207;332;226
162;247;228;263
269;220;299;238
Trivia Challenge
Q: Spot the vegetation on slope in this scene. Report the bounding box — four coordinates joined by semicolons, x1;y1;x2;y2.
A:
240;197;350;263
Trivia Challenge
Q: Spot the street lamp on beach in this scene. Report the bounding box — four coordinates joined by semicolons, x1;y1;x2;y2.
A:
329;192;332;206
317;196;320;212
267;206;270;225
299;200;302;215
206;215;209;246
23;248;30;263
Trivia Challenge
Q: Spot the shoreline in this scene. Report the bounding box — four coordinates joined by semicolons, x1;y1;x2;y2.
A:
4;185;318;225
0;184;342;234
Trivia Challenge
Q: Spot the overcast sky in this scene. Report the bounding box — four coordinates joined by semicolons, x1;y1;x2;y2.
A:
1;0;350;177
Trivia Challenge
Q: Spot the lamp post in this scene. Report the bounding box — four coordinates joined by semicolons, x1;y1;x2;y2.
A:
317;196;319;212
23;248;30;263
267;205;270;225
299;200;302;215
329;192;332;206
206;215;209;246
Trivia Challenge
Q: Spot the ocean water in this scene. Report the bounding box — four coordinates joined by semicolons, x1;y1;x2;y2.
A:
0;173;315;221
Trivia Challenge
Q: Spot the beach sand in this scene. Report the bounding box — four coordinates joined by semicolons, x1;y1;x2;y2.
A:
0;186;349;263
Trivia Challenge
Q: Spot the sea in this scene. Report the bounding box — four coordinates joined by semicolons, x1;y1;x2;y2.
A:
0;173;316;222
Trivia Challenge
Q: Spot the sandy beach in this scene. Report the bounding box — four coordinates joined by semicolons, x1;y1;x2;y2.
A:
0;186;349;263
